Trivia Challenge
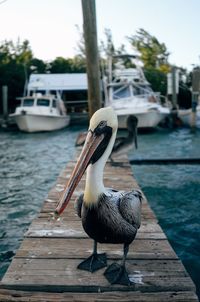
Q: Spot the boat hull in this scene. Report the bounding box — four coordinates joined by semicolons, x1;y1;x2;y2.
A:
11;114;70;132
104;53;170;130
115;109;169;129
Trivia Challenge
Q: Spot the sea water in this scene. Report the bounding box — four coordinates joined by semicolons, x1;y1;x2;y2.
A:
130;127;200;298
0;126;199;298
0;126;83;276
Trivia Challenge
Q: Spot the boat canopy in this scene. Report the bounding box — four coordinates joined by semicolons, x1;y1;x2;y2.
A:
27;73;88;92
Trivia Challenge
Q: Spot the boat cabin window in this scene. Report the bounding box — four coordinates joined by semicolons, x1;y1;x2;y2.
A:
132;87;140;95
52;99;57;108
113;86;131;99
138;84;152;95
23;98;34;107
37;99;50;107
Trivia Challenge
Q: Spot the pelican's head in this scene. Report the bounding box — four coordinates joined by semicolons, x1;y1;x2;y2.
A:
89;106;118;134
55;107;118;216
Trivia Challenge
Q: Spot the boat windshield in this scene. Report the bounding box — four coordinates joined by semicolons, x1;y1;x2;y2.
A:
136;84;153;95
113;86;131;99
37;99;50;107
23;98;34;107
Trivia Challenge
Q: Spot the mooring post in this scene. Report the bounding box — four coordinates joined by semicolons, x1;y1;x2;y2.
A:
191;67;200;130
81;0;102;118
171;66;178;110
2;85;8;125
168;66;179;127
191;92;198;130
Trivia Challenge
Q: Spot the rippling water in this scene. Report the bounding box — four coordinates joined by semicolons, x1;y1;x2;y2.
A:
0;126;199;299
130;128;200;299
0;126;84;276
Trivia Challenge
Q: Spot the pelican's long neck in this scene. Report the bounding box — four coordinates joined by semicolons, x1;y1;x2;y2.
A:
84;131;117;205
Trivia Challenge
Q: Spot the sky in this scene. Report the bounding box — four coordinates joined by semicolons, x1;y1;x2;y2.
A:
0;0;200;70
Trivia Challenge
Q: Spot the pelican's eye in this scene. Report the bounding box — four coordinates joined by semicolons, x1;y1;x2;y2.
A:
94;121;107;135
99;121;107;128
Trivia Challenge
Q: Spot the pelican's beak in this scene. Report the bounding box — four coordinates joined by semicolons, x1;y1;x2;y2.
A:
54;130;104;216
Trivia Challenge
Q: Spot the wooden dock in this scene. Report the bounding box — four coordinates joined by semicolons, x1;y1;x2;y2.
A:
0;158;198;301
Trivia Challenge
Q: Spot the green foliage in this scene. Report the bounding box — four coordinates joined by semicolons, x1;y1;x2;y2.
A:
144;68;167;96
0;29;191;114
0;39;34;113
128;28;170;71
50;57;73;73
127;29;176;97
70;56;87;73
50;56;86;73
100;28;115;58
0;39;87;113
30;58;47;73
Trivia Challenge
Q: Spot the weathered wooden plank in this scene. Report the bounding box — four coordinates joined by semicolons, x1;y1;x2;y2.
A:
40;198;153;218
15;238;177;260
51;180;142;198
2;258;195;293
0;289;198;302
24;218;165;239
39;206;156;221
56;175;138;187
5;258;186;274
0;157;198;301
26;202;158;229
47;182;148;206
51;160;142;199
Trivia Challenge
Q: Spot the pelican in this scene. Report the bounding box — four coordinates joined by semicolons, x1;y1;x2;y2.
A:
55;107;143;285
110;115;138;163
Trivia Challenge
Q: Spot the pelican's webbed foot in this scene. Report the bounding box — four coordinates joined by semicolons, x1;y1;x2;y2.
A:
104;263;131;285
77;253;107;273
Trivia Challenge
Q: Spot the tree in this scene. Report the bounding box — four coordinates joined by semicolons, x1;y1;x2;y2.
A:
128;28;170;72
100;28;115;58
74;24;86;59
49;56;86;73
0;39;33;113
50;57;73;73
29;58;47;73
70;56;86;73
144;68;167;96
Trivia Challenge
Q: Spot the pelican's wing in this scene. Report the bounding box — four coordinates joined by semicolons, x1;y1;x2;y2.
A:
74;193;84;218
112;137;125;152
119;190;143;229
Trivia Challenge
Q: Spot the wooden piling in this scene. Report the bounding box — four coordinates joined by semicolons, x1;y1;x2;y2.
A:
191;92;198;129
81;0;102;117
2;85;8;123
191;68;200;129
0;154;198;301
171;66;178;110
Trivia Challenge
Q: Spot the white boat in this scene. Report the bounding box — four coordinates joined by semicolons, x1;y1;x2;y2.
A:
178;105;200;128
103;54;170;129
10;93;70;132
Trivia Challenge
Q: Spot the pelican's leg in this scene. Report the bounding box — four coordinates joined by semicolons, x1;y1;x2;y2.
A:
104;243;131;285
77;241;107;273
